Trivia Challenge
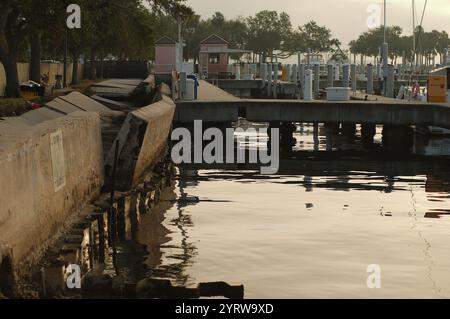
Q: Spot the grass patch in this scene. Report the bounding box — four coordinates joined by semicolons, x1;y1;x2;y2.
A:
0;98;28;117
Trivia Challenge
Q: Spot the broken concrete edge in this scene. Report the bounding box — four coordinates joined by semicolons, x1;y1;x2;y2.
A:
13;200;101;283
16;160;174;298
0;244;14;297
131;95;175;185
0;245;14;272
141;74;156;89
104;95;175;191
159;82;171;97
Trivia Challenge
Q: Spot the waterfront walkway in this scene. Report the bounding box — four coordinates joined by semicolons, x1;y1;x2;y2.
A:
197;80;239;101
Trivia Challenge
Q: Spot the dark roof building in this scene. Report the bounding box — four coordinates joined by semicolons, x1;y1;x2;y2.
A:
155;36;176;45
200;34;229;45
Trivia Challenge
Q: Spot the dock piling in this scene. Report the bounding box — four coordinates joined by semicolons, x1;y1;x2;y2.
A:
327;64;334;88
334;64;340;81
342;64;350;87
299;64;305;86
386;64;395;98
382;42;389;95
267;64;272;97
286;64;292;82
367;64;374;95
298;64;305;100
304;69;314;101
291;64;297;84
350;64;357;92
376;64;382;80
361;123;376;146
444;49;448;66
313;64;320;99
273;64;278;99
261;63;267;88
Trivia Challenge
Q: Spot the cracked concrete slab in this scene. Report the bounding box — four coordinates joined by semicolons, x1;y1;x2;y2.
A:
59;92;121;116
104;95;175;190
20;107;65;124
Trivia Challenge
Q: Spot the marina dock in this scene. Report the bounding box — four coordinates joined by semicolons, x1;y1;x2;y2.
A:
175;82;450;129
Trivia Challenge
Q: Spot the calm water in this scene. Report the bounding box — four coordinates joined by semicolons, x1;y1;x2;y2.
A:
117;124;450;298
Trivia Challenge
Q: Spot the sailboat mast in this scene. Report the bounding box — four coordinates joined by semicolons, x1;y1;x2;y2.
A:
412;0;416;65
383;0;387;43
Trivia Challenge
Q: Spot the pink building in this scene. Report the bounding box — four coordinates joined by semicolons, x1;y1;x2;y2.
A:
199;34;252;79
154;36;177;75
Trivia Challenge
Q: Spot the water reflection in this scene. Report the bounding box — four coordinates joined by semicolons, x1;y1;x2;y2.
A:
114;123;450;298
168;124;450;297
142;185;197;286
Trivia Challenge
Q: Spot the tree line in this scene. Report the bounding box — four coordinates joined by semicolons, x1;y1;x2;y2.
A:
0;0;192;98
349;26;449;66
154;10;342;64
0;4;341;98
1;1;449;99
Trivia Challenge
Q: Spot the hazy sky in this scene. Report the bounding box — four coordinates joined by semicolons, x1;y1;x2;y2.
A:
186;0;450;47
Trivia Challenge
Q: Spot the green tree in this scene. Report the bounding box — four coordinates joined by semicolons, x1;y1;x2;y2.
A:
0;0;191;96
300;21;340;54
246;10;293;62
437;31;449;64
0;0;31;97
349;26;403;64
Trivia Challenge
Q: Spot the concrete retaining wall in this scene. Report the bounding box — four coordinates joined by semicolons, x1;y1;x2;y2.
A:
105;95;175;190
0;112;104;270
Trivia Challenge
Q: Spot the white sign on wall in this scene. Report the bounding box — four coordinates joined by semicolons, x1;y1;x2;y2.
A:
50;130;66;192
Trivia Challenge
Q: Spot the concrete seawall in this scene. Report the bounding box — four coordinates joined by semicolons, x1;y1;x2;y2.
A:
0;80;176;294
0;112;104;272
105;95;175;190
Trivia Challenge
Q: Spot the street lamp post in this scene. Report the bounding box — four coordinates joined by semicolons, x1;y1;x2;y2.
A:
63;28;68;88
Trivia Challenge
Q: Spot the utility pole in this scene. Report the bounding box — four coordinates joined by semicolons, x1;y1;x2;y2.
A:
63;0;68;88
412;0;416;65
63;28;68;88
382;0;388;96
177;15;183;73
383;0;387;43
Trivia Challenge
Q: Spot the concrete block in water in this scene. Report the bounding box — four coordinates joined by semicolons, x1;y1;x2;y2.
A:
81;273;113;298
104;95;175;191
136;278;244;299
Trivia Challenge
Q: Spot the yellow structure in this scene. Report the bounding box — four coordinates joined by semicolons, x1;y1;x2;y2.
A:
427;75;447;103
281;67;287;81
